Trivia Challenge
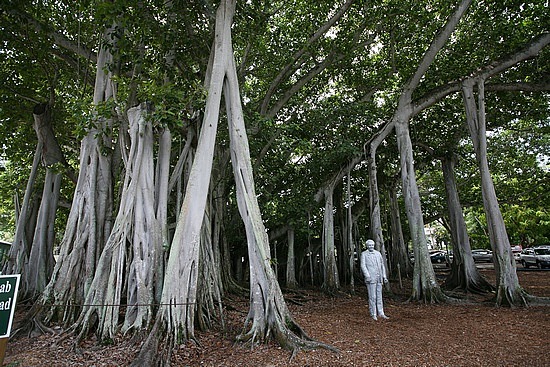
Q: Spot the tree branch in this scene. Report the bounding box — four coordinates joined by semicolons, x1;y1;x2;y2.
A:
473;33;550;81
402;0;472;100
260;0;356;116
8;8;97;64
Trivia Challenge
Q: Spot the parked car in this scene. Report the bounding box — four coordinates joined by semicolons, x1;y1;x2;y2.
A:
520;246;550;269
511;245;522;263
430;251;449;265
471;249;493;263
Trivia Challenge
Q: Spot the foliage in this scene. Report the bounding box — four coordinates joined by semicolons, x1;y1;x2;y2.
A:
0;0;547;300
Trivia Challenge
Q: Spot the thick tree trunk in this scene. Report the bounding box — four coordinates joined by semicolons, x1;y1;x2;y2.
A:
196;195;224;331
40;28;115;325
42;131;113;325
395;114;446;303
461;80;524;306
441;154;494;293
455;33;550;302
164;19;224;340
134;6;232;363
73;104;163;340
27;104;64;299
133;4;335;365
225;33;332;351
386;0;471;302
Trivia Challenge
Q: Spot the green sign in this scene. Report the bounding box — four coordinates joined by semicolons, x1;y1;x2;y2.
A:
0;275;20;338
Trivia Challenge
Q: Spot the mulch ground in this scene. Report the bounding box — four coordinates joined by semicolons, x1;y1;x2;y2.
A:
3;267;549;366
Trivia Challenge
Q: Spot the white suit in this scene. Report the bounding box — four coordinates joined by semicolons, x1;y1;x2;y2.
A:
360;242;388;320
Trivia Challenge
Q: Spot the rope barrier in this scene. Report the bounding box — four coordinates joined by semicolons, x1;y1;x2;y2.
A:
39;302;203;308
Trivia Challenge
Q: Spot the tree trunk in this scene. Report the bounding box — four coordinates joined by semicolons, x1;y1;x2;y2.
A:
388;186;412;278
4;137;41;294
73;104;163;341
321;184;340;293
441;154;494;293
154;0;229;344
395;113;446;303
132;4;335;365
346;171;355;292
154;126;172;303
25;169;61;299
5;102;65;300
461;79;524;306
386;0;471;302
29;104;65;300
196;193;224;331
132;6;233;365
214;149;243;293
224;28;332;351
41;27;116;325
286;228;298;288
366;135;391;290
307;213;315;286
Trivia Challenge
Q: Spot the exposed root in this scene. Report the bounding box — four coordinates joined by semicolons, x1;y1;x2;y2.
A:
9;303;59;339
11;316;61;339
236;318;339;358
285;298;305;306
407;287;448;304
491;286;550;308
282;289;319;306
226;281;249;297
494;286;529;308
289;347;299;362
444;276;496;295
524;293;550;306
321;287;350;299
130;316;163;367
406;290;477;307
440;293;475;305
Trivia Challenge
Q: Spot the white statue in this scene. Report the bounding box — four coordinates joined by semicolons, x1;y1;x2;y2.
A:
360;239;389;320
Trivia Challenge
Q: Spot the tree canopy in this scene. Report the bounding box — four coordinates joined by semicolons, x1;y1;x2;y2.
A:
0;0;548;362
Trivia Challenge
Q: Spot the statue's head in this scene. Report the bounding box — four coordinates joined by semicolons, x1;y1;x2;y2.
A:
366;239;375;252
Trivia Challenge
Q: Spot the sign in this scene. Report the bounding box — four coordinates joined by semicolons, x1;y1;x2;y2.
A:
0;275;20;338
